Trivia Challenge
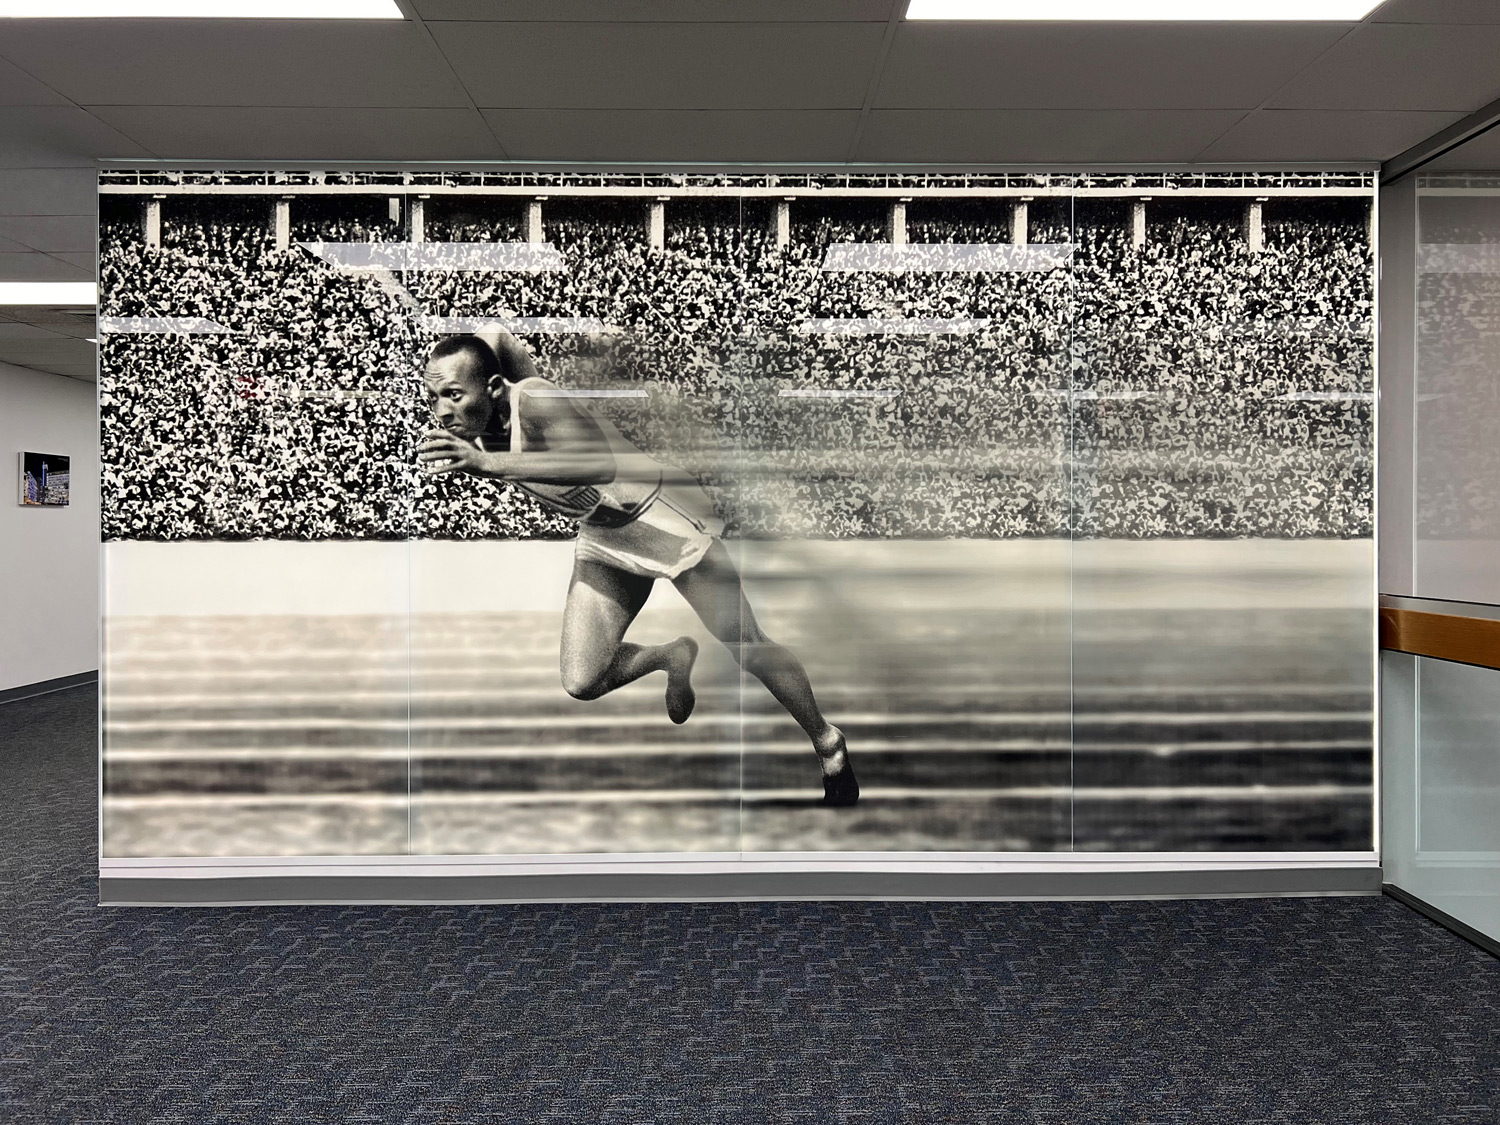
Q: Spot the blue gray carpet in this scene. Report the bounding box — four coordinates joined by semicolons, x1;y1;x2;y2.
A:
3;686;1498;1123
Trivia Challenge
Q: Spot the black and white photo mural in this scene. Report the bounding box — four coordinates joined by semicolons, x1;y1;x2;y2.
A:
98;170;1375;861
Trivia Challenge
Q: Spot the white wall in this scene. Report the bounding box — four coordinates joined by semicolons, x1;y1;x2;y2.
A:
0;361;97;692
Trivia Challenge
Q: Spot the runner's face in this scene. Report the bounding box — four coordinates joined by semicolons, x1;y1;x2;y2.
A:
424;353;497;440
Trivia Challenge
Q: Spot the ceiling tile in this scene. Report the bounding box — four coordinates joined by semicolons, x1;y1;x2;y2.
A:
0;308;96;338
0;106;151;166
0;337;95;361
414;0;895;18
1418;126;1500;170
483;108;859;162
0;322;68;339
856;108;1245;164
0;168;97;216
45;366;99;382
433;22;883;109
877;23;1348;110
85;106;503;161
0;250;91;282
0;357;95;381
1197;108;1463;161
0;215;96;254
1368;0;1500;21
1268;24;1500;111
0;56;68;107
0;22;469;108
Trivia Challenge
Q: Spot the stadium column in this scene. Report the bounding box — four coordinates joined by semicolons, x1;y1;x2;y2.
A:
1131;198;1148;250
649;197;667;251
1245;198;1265;254
410;196;427;243
772;198;791;250
1011;197;1030;247
526;197;545;244
271;198;291;252
888;198;909;245
142;197;162;250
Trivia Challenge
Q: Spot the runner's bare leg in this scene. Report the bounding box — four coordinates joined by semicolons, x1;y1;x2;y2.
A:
560;557;699;723
672;540;857;805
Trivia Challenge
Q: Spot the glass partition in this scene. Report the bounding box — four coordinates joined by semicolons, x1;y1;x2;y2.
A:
99;192;415;857
1381;169;1500;947
731;194;1075;852
1068;196;1375;851
404;194;745;856
1384;652;1500;941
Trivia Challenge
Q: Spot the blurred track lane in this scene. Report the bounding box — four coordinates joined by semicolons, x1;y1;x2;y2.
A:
101;540;1374;856
104;739;1372;761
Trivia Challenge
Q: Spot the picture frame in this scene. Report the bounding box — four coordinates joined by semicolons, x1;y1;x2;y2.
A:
19;451;70;507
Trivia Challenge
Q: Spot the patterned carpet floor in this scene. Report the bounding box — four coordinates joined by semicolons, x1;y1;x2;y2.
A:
3;685;1498;1123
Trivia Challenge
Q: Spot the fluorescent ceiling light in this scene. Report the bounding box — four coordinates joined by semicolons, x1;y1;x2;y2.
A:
907;0;1381;18
0;0;401;16
0;282;96;305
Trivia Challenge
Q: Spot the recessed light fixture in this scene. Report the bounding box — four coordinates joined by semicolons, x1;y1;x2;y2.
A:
0;282;97;305
0;0;401;16
907;0;1381;18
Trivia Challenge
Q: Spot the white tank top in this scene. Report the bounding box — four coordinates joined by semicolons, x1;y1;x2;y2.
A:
496;376;665;528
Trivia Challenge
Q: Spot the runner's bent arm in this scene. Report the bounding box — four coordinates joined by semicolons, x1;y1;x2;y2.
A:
419;390;616;485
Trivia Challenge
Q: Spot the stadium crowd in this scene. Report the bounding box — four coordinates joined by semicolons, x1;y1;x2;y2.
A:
98;186;1374;542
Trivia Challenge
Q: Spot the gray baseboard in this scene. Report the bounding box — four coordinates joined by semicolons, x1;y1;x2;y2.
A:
101;865;1383;906
1384;883;1500;961
0;670;96;706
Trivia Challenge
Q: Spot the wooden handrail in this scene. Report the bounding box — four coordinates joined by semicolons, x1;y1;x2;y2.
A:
1379;608;1500;671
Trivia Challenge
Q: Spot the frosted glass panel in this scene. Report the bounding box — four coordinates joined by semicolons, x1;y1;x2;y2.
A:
1403;656;1500;943
1418;658;1500;854
1415;179;1500;604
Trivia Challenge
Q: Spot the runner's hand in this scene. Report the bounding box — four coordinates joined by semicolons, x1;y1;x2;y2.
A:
418;430;491;476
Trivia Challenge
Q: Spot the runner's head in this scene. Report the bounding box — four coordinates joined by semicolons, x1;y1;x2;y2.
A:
424;335;506;440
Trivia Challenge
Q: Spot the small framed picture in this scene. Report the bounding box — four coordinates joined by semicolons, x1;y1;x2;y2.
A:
19;452;70;507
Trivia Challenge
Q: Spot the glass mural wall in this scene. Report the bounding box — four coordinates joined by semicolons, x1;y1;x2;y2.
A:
98;170;1375;861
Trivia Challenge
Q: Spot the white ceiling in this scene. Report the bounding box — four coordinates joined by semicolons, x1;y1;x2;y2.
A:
0;0;1497;379
0;0;1492;173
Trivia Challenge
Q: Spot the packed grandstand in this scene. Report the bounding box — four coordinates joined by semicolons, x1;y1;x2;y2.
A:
98;177;1374;542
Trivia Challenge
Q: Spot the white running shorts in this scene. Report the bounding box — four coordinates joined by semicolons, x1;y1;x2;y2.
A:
573;471;723;581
